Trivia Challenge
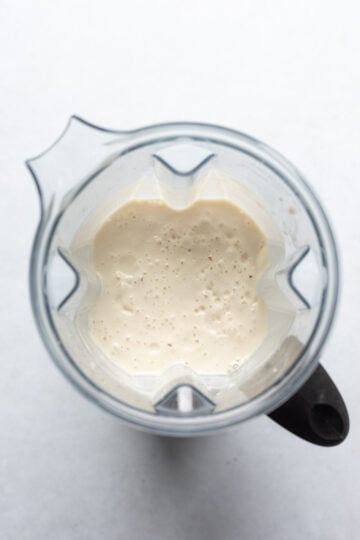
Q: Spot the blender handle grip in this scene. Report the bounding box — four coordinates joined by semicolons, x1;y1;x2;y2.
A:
267;364;349;446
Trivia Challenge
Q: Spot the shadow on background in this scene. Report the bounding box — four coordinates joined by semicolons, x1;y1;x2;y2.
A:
103;419;283;540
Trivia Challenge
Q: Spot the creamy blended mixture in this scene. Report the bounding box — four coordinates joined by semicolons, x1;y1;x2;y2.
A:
89;200;268;373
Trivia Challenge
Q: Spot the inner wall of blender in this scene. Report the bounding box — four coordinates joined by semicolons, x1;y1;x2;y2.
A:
46;141;324;413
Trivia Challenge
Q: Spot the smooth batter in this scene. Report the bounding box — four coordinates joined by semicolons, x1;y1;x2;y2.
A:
89;200;268;373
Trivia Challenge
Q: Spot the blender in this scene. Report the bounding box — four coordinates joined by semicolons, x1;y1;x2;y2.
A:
27;117;349;445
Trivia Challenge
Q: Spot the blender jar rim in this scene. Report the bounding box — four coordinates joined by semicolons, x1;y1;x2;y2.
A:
28;119;339;435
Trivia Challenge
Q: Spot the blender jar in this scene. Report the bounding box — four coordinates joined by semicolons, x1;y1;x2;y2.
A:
27;118;349;444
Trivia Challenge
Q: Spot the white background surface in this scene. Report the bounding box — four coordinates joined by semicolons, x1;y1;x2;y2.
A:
1;1;360;539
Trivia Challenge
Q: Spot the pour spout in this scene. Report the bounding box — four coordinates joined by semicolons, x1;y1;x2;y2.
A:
26;116;127;214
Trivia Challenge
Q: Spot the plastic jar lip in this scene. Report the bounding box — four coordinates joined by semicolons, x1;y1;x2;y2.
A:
29;119;339;435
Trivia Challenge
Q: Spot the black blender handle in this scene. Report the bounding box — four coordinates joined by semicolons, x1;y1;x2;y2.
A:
268;364;349;446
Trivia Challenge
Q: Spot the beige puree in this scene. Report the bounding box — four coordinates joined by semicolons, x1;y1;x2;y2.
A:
89;199;268;374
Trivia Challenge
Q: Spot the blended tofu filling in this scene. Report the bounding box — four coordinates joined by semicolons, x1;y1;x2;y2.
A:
89;199;268;373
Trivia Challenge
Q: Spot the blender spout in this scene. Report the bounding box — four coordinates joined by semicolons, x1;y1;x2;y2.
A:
26;115;128;215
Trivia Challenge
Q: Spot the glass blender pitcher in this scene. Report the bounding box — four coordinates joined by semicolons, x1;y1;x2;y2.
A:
27;117;349;445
